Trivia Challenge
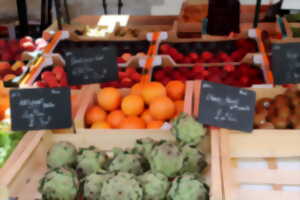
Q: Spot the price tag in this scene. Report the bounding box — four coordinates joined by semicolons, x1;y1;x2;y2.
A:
272;43;300;84
198;81;256;132
10;88;72;131
65;46;119;85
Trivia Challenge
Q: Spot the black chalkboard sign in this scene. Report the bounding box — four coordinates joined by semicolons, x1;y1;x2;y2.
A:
10;88;72;131
65;46;118;85
272;43;300;84
198;81;256;132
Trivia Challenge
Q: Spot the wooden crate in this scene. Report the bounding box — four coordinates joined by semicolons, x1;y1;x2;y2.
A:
176;2;279;40
179;3;269;24
74;81;194;133
150;56;271;86
219;130;300;200
156;37;261;64
192;81;300;199
44;15;178;41
0;131;44;186
4;128;222;200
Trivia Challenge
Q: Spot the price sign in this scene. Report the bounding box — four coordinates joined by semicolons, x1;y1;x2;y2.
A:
198;81;256;132
10;88;72;131
65;46;119;85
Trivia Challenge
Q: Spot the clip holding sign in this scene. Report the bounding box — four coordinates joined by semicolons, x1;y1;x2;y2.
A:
146;32;168;42
248;29;257;38
139;56;162;68
253;53;263;65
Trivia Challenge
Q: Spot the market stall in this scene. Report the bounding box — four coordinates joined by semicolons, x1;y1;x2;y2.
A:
1;0;300;200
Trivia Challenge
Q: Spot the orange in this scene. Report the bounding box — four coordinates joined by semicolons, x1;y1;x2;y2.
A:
91;121;111;129
174;100;184;116
141;82;166;104
85;106;107;126
141;109;153;124
147;120;164;129
97;87;121;111
131;83;143;95
166;80;185;101
0;110;4;121
149;96;175;121
0;96;9;111
120;116;146;129
107;110;125;128
121;95;144;116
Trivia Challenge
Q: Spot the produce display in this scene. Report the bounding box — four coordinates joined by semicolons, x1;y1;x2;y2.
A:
0;123;25;167
34;65;81;89
79;25;140;39
85;81;185;129
159;39;257;64
54;40;149;64
3;11;299;199
39;114;209;200
101;66;142;88
0;37;47;61
152;63;264;87
254;89;300;129
0;88;25;167
0;36;48;82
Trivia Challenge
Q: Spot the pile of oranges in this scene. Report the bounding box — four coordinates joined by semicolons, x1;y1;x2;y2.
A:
85;81;185;129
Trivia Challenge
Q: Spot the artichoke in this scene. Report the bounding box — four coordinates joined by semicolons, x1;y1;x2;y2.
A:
77;146;108;177
168;174;209;200
132;138;157;159
100;172;143;200
38;168;79;200
108;148;144;175
138;172;170;200
171;113;206;146
181;145;207;173
149;141;184;177
83;170;112;200
47;141;77;169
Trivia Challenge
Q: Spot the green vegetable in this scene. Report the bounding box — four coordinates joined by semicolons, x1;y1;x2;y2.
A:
0;122;25;167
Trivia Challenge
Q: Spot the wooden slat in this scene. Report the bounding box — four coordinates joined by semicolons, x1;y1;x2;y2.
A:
220;130;300;158
220;131;237;200
234;168;300;185
73;84;99;130
210;129;224;200
0;131;45;186
7;131;214;199
250;88;286;99
193;80;201;117
237;190;300;200
184;81;194;116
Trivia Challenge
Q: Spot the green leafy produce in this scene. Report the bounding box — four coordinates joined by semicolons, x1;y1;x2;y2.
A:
0;123;25;167
171;113;206;146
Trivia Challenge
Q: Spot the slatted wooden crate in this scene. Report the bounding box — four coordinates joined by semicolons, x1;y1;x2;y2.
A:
192;79;300;199
150;54;271;85
44;15;178;41
74;81;194;133
2;127;222;200
0;132;44;187
219;130;300;200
